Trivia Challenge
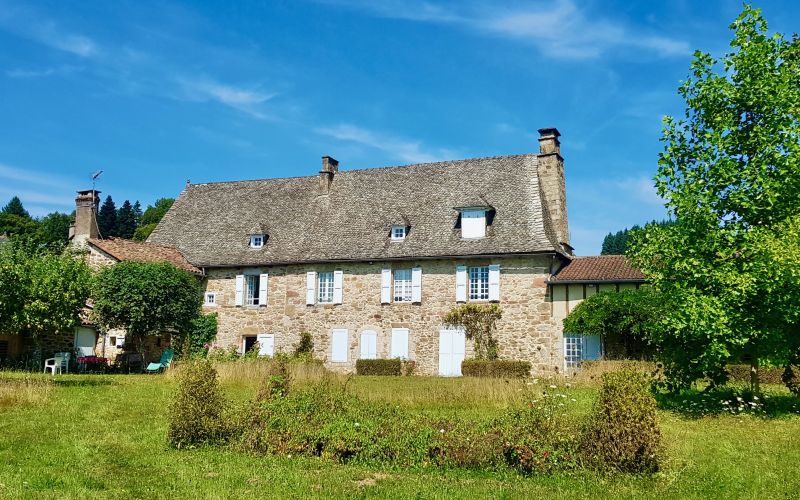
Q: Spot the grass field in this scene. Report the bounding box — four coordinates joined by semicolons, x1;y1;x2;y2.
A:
0;364;798;499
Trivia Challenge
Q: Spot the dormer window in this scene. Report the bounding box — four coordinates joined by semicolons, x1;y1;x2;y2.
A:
391;225;407;241
460;209;487;239
250;234;265;248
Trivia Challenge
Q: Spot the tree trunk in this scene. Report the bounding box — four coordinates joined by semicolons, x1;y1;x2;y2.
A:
750;356;760;395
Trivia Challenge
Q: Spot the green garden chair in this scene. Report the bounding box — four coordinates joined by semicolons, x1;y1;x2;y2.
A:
145;349;175;374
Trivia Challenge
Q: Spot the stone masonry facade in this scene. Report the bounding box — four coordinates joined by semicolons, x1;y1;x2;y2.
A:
204;255;564;376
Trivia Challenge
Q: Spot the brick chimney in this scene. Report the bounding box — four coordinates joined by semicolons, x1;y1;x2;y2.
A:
69;189;100;246
319;156;338;195
537;128;570;247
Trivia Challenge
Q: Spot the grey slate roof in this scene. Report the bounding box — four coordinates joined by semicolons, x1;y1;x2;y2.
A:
148;154;566;267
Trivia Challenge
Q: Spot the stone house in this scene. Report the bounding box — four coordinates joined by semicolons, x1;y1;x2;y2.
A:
146;127;591;376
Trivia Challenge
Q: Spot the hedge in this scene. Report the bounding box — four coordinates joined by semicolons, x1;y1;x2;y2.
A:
461;359;531;378
356;359;402;376
726;364;786;385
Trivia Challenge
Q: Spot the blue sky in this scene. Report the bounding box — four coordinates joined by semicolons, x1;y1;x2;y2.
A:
0;1;797;254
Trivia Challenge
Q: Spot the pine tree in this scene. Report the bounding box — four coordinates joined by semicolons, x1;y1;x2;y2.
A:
97;196;118;238
132;201;143;226
1;196;30;218
116;200;137;239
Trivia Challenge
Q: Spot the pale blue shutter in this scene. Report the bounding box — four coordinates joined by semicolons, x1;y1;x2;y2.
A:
380;269;392;304
235;275;244;306
411;267;422;303
258;273;268;306
333;270;344;304
455;266;467;302
306;272;316;305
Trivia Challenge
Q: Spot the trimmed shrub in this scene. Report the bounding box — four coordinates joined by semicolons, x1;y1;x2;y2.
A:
462;359;531;378
168;360;229;448
581;367;662;473
356;358;402;376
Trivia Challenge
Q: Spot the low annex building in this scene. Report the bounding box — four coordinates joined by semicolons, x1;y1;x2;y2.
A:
147;128;580;375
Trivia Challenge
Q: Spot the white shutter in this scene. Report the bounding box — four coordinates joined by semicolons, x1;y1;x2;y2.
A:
380;268;392;304
488;264;500;301
390;328;409;359
360;331;377;359
411;267;422;303
333;270;344;304
306;272;316;305
455;266;467;302
259;273;268;306
257;334;274;357
331;329;348;362
235;274;245;306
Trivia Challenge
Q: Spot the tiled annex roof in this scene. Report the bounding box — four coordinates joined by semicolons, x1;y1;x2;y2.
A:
549;255;645;283
88;238;201;274
147;154;567;267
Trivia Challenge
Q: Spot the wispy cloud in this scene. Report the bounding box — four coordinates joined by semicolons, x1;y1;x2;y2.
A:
178;78;278;119
316;124;459;164
0;163;79;190
319;0;689;59
613;176;663;205
5;65;80;78
0;5;99;58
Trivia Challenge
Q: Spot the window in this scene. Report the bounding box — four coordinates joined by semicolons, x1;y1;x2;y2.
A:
391;225;406;241
245;275;260;306
393;269;412;303
461;209;486;239
318;272;334;303
250;234;264;248
564;334;603;369
469;266;489;301
204;292;216;306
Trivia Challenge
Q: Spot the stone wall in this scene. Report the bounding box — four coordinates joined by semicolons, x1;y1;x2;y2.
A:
204;255;565;376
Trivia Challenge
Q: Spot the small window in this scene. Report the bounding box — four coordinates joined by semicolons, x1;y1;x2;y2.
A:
318;272;334;304
250;234;264;248
245;275;260;306
391;225;406;241
461;210;486;239
469;266;489;301
393;269;412;303
204;292;216;306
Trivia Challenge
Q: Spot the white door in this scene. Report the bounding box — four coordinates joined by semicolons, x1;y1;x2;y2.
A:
256;334;275;357
438;328;466;376
74;327;96;357
360;330;377;359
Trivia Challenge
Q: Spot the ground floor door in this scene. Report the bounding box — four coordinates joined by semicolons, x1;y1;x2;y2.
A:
74;327;97;357
438;328;465;377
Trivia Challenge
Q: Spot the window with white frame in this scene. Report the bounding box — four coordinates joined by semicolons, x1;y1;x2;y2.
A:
318;272;334;303
245;275;260;306
250;234;264;248
469;266;489;300
391;225;407;241
204;292;216;306
393;269;412;303
564;334;582;369
460;209;487;239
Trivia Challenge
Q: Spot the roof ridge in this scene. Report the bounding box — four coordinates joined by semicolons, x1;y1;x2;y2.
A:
187;153;538;188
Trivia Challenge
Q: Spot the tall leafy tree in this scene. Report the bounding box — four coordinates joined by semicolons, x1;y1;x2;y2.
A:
1;196;30;218
0;245;92;358
116;200;137;239
93;261;201;351
629;6;800;392
133;198;174;241
97;195;118;238
37;212;72;252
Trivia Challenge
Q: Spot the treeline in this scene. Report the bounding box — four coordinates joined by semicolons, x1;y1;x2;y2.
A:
0;195;174;252
96;195;173;241
600;220;673;255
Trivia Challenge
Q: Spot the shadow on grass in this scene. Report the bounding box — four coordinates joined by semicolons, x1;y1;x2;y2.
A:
52;378;116;387
656;385;800;419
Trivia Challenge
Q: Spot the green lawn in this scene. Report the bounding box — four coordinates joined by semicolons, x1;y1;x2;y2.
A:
0;369;798;499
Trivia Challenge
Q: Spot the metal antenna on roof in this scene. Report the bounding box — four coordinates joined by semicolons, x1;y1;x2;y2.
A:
91;170;103;237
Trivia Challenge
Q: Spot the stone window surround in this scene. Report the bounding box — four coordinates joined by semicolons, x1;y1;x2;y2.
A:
204;292;217;306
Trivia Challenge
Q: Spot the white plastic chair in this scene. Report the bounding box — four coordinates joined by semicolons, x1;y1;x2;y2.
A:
44;352;70;375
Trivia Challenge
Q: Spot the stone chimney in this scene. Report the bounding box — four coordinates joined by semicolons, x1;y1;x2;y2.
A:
537;128;570;247
70;189;100;246
319;156;339;195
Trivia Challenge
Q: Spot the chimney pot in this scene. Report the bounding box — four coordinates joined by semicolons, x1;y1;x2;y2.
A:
538;127;561;155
